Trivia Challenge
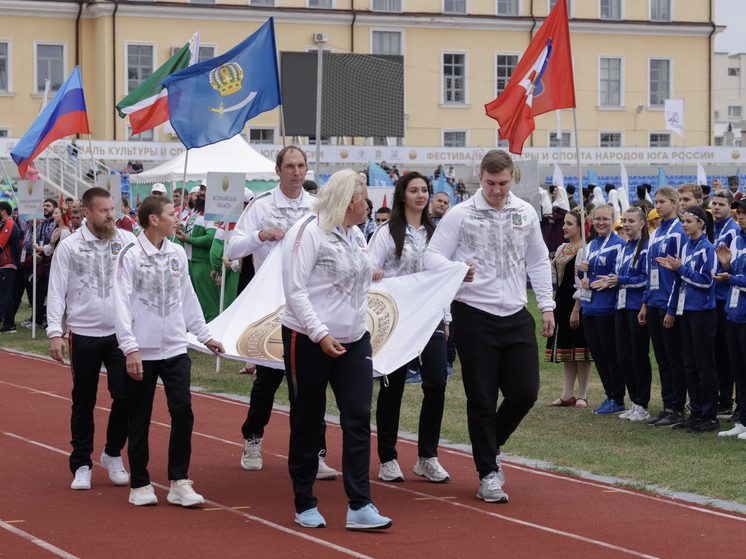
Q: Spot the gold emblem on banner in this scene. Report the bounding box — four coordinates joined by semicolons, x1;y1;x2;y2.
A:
27;181;34;196
235;292;399;361
222;176;230;192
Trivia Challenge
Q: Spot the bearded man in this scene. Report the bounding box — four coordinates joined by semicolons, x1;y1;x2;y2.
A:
47;187;137;491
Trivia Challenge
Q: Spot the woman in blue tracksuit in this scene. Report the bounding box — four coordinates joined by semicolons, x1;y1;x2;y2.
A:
715;199;746;439
608;206;652;421
638;186;688;427
658;205;718;433
578;204;626;414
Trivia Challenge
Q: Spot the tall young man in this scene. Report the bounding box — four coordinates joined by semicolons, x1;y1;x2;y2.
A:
114;195;224;507
226;146;336;479
47;187;136;490
424;150;555;503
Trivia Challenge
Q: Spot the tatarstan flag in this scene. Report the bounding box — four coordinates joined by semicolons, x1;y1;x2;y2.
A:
116;34;199;135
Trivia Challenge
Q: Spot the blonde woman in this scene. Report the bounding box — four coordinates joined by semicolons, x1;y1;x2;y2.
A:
281;170;392;531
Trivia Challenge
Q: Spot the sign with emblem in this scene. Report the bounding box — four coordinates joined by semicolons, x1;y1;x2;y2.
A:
17;180;44;220
95;173;122;217
187;241;468;377
205;171;246;223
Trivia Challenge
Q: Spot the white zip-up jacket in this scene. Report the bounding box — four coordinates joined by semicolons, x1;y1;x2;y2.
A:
226;186;314;271
113;233;212;360
423;189;555;316
46;224;137;339
282;213;372;344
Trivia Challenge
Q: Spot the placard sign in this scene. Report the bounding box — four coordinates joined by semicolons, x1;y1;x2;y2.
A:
17;180;44;220
205;172;246;223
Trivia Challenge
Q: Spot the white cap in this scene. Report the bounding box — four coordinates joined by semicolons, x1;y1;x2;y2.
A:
151;182;167;193
244;188;255;203
190;186;201;194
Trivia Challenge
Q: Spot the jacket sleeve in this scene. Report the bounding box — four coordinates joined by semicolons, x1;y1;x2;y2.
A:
225;200;265;260
367;225;391;270
45;240;70;339
678;246;715;289
525;213;555;312
283;230;328;343
667;274;681;316
113;246;139;356
188;223;216;248
423;209;461;271
619;247;648;288
181;251;212;343
209;230;225;271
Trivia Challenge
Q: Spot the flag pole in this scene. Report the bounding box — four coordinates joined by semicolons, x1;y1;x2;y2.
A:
571;108;587;251
86;133;96;197
180;148;190;210
31;218;37;339
215;227;229;374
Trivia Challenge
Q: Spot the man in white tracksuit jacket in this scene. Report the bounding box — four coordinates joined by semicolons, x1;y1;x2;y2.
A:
114;195;224;507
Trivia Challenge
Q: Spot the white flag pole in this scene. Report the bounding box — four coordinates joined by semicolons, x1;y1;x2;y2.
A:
571;109;587;251
31;218;37;339
215;228;229;374
180;149;190;210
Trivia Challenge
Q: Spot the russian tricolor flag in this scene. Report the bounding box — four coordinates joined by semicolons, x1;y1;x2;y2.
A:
11;66;90;178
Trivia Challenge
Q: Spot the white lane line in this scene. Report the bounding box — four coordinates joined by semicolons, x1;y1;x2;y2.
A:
4;354;746;523
1;432;373;559
0;520;79;559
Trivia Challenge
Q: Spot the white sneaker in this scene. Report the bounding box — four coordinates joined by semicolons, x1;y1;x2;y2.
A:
619;405;637;420
628;406;650;422
378;459;404;482
167;479;205;507
413;457;450;483
71;466;92;490
476;471;509;503
316;456;339;480
129;484;158;506
100;451;129;485
718;423;746;437
495;454;506;486
241;437;263;470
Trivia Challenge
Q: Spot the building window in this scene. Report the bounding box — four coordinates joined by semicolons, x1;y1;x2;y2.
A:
649;58;670;107
443;53;466;104
714;110;720;120
127;44;154;93
309;0;333;6
372;31;402;56
600;0;621;20
0;128;9;138
549;0;572;13
599;57;622;107
372;0;402;11
444;0;466;14
443;130;467;147
495;54;518;96
198;46;215;63
650;0;670;21
497;0;519;16
728;67;740;77
649;133;670;147
249;0;275;6
549;131;572;147
127;126;154;142
600;132;622;147
248;128;275;144
0;42;8;92
36;43;64;92
728;106;742;119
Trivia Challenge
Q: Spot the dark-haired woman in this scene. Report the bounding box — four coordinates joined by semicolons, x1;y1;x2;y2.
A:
544;209;592;408
368;172;451;484
658;206;719;433
607;207;652;421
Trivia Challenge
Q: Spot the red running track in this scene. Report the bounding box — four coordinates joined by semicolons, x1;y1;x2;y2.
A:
1;350;744;559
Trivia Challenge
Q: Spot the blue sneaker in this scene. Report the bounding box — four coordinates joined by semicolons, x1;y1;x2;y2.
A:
607;401;626;414
592;399;612;414
446;363;454;377
345;503;392;530
405;371;422;384
295;507;326;528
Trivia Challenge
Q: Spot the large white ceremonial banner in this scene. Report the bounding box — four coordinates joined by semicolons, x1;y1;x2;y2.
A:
189;242;468;376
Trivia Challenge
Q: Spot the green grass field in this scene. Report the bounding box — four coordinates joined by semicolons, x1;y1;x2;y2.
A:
4;297;744;506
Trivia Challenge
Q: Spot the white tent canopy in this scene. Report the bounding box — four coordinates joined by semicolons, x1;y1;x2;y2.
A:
131;134;279;184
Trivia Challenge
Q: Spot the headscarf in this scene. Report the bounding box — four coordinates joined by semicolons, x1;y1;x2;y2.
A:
554;185;571;212
617;186;630;212
592;186;605;207
540;189;552;215
607;189;621;221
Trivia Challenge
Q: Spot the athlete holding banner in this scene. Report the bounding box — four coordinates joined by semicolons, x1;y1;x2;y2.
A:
225;146;337;480
424;150;555;504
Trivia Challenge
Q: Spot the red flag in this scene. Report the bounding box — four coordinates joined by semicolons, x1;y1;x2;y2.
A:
485;0;575;154
59;193;64;208
382;194;388;208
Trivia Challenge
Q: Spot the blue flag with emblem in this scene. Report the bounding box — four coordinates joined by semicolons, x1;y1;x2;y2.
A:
368;162;393;187
162;18;281;149
657;166;667;190
585;168;600;187
433;173;455;206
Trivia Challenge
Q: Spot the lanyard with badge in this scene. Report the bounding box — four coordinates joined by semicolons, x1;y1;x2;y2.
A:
650;219;678;290
675;236;705;316
579;237;610;303
616;239;638;310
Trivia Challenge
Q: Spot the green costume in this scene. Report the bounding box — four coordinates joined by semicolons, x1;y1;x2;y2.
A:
185;213;219;322
210;225;239;311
